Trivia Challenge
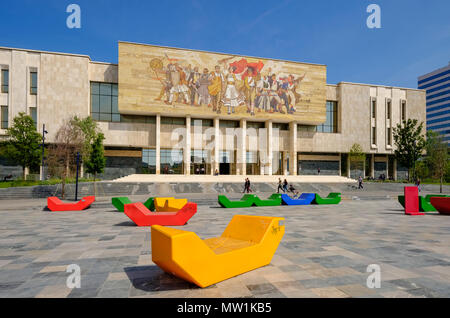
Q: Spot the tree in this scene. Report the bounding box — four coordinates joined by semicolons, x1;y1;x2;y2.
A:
349;143;365;176
426;130;448;193
85;133;106;195
393;119;426;182
47;118;84;198
2;113;42;179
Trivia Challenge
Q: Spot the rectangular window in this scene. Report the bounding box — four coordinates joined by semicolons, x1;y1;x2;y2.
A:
387;127;392;146
316;101;338;133
30;72;38;95
90;82;120;122
401;100;406;121
192;119;213;127
219;120;240;128
247;122;265;130
161;149;183;174
161;117;186;126
387;99;391;120
1;69;9;93
272;123;289;131
371;99;377;119
142;149;156;174
1;106;8;129
30;107;37;128
372;127;377;145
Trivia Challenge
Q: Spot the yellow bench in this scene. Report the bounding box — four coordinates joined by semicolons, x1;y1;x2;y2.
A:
153;197;188;212
151;215;285;288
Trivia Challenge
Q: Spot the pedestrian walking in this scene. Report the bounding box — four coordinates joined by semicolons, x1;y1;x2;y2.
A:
277;178;285;193
358;176;364;189
283;179;288;192
416;178;421;192
318;167;321;175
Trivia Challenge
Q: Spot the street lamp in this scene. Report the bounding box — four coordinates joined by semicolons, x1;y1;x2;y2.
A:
40;124;48;181
413;140;417;183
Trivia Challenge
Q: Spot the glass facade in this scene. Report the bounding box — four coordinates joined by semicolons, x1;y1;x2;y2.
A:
316;101;338;133
246;151;260;175
30;107;37;128
190;149;211;174
91;82;119;122
161;149;183;174
1;69;8;93
1;106;8;129
30;72;38;95
142;149;156;174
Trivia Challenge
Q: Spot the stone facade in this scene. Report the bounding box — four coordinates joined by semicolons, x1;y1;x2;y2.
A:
0;45;427;181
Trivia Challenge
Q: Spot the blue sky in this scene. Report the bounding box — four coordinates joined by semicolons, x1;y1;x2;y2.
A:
1;0;449;88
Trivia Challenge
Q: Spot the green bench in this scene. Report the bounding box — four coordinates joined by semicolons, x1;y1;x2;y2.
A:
313;193;341;205
218;194;257;208
398;194;448;212
112;197;155;212
253;194;282;207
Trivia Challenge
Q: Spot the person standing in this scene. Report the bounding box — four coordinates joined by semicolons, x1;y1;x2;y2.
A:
358;176;363;189
318;167;321;175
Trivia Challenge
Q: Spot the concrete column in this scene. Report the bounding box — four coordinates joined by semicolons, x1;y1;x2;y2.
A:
370;154;375;179
289;122;297;176
184;116;191;175
24;167;29;180
386;155;389;179
214;118;220;174
338;153;342;176
393;158;398;181
266;120;273;175
283;151;288;175
346;155;350;178
156;114;161;175
239;119;247;175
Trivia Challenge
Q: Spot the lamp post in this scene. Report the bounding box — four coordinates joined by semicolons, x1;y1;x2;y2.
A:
413;140;417;183
40;124;48;181
75;152;82;201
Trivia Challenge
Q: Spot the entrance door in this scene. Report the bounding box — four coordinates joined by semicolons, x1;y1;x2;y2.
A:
220;163;230;175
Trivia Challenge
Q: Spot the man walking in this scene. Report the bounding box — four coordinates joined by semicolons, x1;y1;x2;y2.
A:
358;176;364;189
277;178;285;193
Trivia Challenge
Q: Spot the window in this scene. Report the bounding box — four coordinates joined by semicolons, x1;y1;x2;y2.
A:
219;120;239;128
142;149;156;174
298;125;317;132
192;119;213;127
247;122;265;130
161;149;183;174
371;99;377;119
161;117;186;126
387;127;392;146
30;72;38;95
191;149;211;174
91;82;119;122
30;107;37;128
273;123;289;131
1;106;8;129
317;101;338;133
386;99;391;120
372;127;377;145
120;115;156;124
1;69;8;93
401;100;406;121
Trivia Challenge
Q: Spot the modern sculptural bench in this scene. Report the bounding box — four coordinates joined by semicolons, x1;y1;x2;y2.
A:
112;197;155;212
124;202;197;226
281;193;315;206
154;197;189;212
313;193;341;205
404;187;425;215
398;194;448;212
218;194;257;208
430;197;450;215
252;194;282;207
151;215;285;288
47;196;95;212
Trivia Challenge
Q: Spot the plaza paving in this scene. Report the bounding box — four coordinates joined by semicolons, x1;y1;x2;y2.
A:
0;194;450;298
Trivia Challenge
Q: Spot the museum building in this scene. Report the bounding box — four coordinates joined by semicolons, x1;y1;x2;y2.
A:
0;42;426;180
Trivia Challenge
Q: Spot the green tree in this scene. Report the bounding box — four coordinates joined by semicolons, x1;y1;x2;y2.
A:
393;119;426;181
72;116;101;163
349;143;365;175
85;133;106;196
85;133;106;180
425;130;448;193
2;112;42;179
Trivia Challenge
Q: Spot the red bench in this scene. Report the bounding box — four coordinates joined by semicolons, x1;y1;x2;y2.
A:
430;197;450;215
124;202;197;226
47;196;95;211
404;187;425;216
